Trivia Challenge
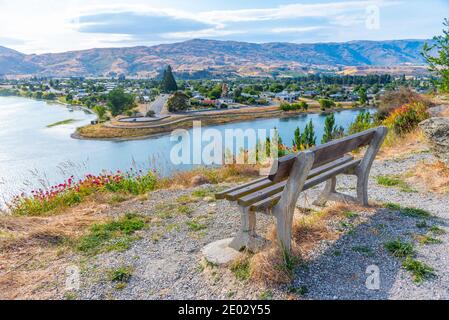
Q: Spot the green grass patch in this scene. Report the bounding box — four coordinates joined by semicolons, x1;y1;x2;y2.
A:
385;203;432;218
288;285;308;297
186;219;208;232
429;225;446;235
416;220;428;229
191;188;215;198
76;213;147;255
258;290;273;300
176;195;199;204
230;258;251;281
376;175;416;193
47;119;77;128
108;265;133;289
344;211;359;219
415;234;443;245
154;203;193;219
352;246;374;256
402;257;435;283
385;239;414;258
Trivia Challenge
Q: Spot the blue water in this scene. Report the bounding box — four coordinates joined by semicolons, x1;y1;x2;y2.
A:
0;96;371;204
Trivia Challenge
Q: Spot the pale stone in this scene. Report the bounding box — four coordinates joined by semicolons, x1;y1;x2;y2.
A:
201;238;243;265
420;117;449;166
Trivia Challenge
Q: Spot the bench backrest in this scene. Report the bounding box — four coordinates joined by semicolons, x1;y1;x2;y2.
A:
268;127;384;182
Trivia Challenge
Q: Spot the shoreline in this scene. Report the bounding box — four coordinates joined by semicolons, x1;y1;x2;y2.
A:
0;94;96;116
74;105;370;141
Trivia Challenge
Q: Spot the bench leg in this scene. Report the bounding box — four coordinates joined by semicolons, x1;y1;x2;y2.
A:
229;207;268;253
313;176;360;206
356;171;369;206
274;206;295;253
313;177;337;206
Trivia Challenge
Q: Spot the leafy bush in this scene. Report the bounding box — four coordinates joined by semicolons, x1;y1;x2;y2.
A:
280;101;308;112
378;87;433;120
167;91;190;112
383;102;430;134
319;99;335;111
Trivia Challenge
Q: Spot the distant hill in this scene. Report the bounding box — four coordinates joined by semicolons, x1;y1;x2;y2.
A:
0;39;431;77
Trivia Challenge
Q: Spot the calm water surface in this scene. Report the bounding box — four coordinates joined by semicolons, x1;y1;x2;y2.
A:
0;96;371;204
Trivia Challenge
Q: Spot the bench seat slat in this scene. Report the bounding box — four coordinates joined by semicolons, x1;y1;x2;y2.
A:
215;177;266;199
307;154;353;179
216;155;354;201
225;179;275;201
250;192;282;212
238;181;287;206
302;159;361;190
238;159;361;208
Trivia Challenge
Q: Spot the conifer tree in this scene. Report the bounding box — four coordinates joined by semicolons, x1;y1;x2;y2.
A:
322;113;336;144
160;65;178;93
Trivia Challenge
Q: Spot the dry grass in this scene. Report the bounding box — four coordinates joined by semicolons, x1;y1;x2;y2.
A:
405;160;449;194
377;129;427;160
160;164;260;189
249;203;375;286
0;200;110;299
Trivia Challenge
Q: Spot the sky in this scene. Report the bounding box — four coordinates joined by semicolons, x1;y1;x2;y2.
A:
0;0;448;54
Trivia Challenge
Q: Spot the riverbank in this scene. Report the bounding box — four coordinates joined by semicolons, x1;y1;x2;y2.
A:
75;103;363;141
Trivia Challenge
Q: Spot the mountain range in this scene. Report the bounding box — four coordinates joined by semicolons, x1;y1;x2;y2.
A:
0;39;431;78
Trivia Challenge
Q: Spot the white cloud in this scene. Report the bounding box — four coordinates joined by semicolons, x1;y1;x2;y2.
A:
0;0;429;53
196;0;400;23
270;26;324;34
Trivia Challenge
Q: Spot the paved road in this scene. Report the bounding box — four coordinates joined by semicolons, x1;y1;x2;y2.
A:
149;94;169;115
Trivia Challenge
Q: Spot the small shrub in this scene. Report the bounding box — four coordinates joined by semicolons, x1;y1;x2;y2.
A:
319;98;336;111
416;221;428;229
402;257;435;283
385;203;432;218
429;225;446;235
385;239;414;258
288;285;308;296
383;102;430;135
186;219;207;232
378;87;433;120
109;266;133;283
414;234;443;245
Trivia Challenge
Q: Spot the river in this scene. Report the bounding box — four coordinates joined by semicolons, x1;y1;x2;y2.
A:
0;96;372;205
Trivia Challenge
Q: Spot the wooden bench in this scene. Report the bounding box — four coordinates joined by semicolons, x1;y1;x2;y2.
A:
216;126;388;253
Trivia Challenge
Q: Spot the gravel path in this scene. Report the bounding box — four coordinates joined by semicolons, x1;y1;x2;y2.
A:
73;151;449;300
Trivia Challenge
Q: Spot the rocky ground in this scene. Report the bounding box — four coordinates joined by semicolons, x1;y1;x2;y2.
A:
56;149;448;301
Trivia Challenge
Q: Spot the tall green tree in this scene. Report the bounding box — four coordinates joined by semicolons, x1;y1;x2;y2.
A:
422;19;449;93
167;91;189;112
93;105;107;121
292;127;301;149
303;120;317;148
107;88;136;116
322;113;336;144
160;65;178;93
358;86;368;105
